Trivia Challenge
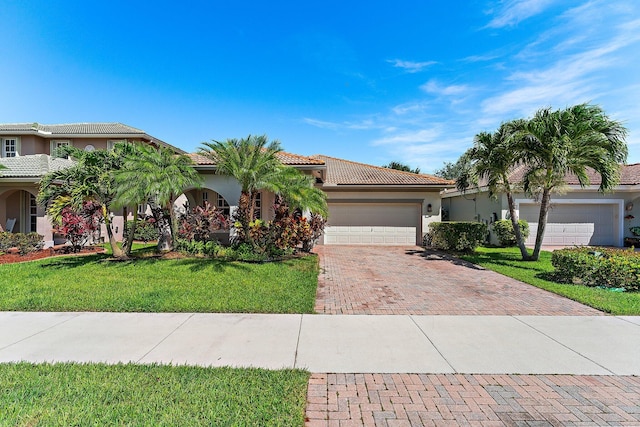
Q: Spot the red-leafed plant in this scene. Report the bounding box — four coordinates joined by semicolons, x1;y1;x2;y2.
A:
56;202;102;251
178;202;229;242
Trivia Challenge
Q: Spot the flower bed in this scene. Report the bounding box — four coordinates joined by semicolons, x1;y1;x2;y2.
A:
0;246;104;265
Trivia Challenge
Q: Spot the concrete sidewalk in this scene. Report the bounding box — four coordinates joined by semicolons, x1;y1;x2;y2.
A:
1;312;638;375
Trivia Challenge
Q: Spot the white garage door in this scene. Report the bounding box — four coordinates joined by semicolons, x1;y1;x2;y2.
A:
324;203;421;245
520;203;616;246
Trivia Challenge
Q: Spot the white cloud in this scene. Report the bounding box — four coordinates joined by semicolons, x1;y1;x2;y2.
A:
387;59;437;73
421;80;469;96
372;128;442;146
302;118;340;130
485;0;556;28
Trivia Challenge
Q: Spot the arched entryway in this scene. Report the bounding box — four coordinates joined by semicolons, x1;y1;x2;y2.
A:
0;188;40;234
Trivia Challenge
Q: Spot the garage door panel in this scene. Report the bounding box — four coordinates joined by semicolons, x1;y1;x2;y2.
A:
520;203;616;246
325;203;420;245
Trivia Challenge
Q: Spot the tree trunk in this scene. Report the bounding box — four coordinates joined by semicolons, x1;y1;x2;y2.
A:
531;188;552;261
505;191;532;260
150;204;172;252
122;208;138;256
102;205;125;258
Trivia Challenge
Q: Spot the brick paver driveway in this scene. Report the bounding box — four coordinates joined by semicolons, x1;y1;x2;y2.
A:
314;246;601;315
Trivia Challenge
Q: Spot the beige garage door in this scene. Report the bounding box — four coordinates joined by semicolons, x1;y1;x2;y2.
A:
324;203;421;245
520;203;616;246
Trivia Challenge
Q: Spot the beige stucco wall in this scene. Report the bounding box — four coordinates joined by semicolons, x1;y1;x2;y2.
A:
18;135;47;155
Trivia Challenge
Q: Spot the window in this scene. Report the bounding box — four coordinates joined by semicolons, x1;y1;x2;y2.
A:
202;191;209;206
216;193;230;217
107;139;127;150
2;138;19;157
50;140;71;157
29;194;37;232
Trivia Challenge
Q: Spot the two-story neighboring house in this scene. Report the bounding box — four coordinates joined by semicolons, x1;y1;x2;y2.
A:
0;123;183;246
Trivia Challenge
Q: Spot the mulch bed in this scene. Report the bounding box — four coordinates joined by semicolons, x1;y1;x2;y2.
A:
0;246;105;265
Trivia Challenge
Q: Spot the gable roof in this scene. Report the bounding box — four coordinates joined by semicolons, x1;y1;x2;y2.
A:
0;154;75;178
186;152;325;167
312;155;454;186
0;122;184;154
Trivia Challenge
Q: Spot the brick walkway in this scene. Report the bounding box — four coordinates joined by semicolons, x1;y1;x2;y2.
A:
305;373;640;426
314;246;602;315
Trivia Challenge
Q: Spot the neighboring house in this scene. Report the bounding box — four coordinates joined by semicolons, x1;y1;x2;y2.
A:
441;164;640;247
0;123;183;246
0;121;454;247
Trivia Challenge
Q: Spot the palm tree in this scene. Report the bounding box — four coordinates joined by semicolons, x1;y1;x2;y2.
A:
114;144;202;252
199;135;327;245
38;144;135;258
457;120;531;260
517;103;627;260
383;161;421;174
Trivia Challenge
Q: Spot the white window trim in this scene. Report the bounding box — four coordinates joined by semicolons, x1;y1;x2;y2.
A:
107;139;127;150
2;137;20;157
50;140;72;157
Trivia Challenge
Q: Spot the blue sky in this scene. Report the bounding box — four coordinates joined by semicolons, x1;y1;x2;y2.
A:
1;0;639;173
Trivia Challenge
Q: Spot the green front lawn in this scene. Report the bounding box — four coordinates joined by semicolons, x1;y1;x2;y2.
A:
0;363;309;426
461;247;640;315
0;253;318;313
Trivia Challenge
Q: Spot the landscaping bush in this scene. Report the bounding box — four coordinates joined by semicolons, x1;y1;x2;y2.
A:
56;203;102;251
125;218;158;243
552;247;640;291
0;232;14;252
174;238;222;257
178;202;228;242
13;232;45;255
492;219;529;247
427;222;488;252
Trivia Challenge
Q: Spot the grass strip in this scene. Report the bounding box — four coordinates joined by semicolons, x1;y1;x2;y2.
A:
0;362;309;426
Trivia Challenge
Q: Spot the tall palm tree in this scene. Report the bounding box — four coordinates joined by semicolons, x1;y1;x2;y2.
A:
457;120;531;260
199;135;327;245
114;144;202;252
38;144;135;258
517;103;627;260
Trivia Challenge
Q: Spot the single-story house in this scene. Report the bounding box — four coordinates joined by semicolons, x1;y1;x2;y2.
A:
441;164;640;247
1;122;453;247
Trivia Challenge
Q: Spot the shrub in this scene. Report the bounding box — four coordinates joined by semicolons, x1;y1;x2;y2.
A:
178;202;228;242
124;218;158;243
552;247;640;291
175;238;222;257
56;203;102;251
13;232;44;255
492;219;529;247
427;222;488;252
0;232;14;251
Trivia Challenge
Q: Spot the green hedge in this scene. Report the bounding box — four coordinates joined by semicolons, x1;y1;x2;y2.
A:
492;219;529;247
552;247;640;291
124;220;157;243
427;222;488;252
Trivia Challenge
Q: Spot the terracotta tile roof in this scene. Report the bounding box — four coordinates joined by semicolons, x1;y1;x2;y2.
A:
476;163;640;188
312;155;454;186
187;151;325;166
0;154;74;177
